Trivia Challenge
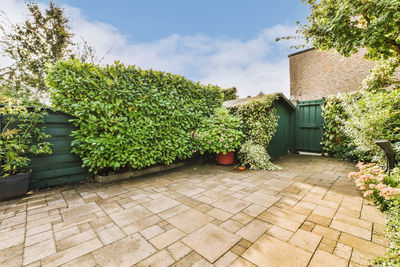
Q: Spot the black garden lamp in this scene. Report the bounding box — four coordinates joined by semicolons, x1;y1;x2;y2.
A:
375;140;395;173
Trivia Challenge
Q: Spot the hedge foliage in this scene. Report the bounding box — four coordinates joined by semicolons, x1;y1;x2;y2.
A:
229;94;280;170
46;60;223;173
221;87;238;101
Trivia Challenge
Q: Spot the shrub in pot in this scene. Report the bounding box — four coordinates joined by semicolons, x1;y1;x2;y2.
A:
0;95;52;200
194;108;244;165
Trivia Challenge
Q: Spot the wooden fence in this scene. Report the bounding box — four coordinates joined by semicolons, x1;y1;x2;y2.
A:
1;109;91;190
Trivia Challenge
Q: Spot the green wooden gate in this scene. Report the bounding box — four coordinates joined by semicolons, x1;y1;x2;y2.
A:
295;99;324;152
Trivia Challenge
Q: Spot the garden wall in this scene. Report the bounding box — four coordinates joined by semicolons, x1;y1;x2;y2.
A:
289;48;375;101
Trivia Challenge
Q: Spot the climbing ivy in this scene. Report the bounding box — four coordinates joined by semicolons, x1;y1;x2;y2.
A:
229;94;280;170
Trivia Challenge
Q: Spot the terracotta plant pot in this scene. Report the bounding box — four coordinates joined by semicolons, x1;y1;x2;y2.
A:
216;151;235;165
0;171;31;200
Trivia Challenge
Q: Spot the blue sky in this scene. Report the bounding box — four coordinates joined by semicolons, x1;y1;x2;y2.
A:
57;0;309;43
1;0;310;97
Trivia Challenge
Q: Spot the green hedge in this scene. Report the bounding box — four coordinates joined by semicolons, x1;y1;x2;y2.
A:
46;60;223;173
221;87;238;101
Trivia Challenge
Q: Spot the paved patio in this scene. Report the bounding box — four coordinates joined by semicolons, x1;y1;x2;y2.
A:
0;154;388;266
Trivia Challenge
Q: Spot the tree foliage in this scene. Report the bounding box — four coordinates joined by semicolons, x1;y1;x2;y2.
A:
296;0;400;61
0;1;73;101
0;1;97;102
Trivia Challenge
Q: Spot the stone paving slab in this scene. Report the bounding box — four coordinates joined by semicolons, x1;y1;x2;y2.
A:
0;154;388;266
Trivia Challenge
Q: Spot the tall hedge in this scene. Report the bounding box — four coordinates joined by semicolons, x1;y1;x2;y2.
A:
46;60;223;173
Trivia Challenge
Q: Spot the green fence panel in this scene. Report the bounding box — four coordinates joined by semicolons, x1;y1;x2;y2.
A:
0;108;91;189
28;109;91;189
295;99;324;152
268;100;294;158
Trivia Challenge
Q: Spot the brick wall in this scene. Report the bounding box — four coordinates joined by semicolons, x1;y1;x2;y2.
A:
289;48;375;101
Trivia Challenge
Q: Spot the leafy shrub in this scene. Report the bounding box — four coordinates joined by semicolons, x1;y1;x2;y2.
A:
46;60;223;174
322;58;400;164
229;94;280;170
238;140;281;170
322;94;373;162
341;88;400;163
373;201;400;266
0;94;52;176
377;204;400;266
194;108;244;154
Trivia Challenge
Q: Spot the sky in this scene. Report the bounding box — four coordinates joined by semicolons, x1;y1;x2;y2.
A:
0;0;310;97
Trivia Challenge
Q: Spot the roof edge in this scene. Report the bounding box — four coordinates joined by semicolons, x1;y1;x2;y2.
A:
276;93;296;110
223;92;296;111
287;47;315;57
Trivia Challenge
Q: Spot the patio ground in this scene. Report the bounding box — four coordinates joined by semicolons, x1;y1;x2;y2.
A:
0;154;388;266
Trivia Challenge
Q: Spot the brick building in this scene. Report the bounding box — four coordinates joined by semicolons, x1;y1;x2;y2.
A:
288;48;375;101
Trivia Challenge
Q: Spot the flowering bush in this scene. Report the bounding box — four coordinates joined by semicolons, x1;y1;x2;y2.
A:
350;163;400;265
349;163;400;207
194;108;244;154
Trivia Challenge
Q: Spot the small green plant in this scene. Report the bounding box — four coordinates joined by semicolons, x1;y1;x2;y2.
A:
0;95;52;177
373;200;400;266
194;108;244;154
238;140;281;170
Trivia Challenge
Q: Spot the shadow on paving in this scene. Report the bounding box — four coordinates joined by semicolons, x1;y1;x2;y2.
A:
0;154;387;267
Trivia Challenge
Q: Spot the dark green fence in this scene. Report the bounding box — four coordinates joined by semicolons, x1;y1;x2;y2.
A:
295;99;324;152
1;109;91;190
268;96;296;158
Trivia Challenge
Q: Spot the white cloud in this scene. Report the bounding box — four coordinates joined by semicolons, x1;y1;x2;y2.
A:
0;0;300;98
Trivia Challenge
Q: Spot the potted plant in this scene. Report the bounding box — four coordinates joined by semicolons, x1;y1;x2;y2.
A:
194;107;244;165
0;95;52;200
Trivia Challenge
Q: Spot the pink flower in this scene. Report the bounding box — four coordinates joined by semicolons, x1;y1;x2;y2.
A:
363;190;374;197
376;174;386;182
360;185;367;190
356;162;364;168
348;172;358;179
376;183;387;190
